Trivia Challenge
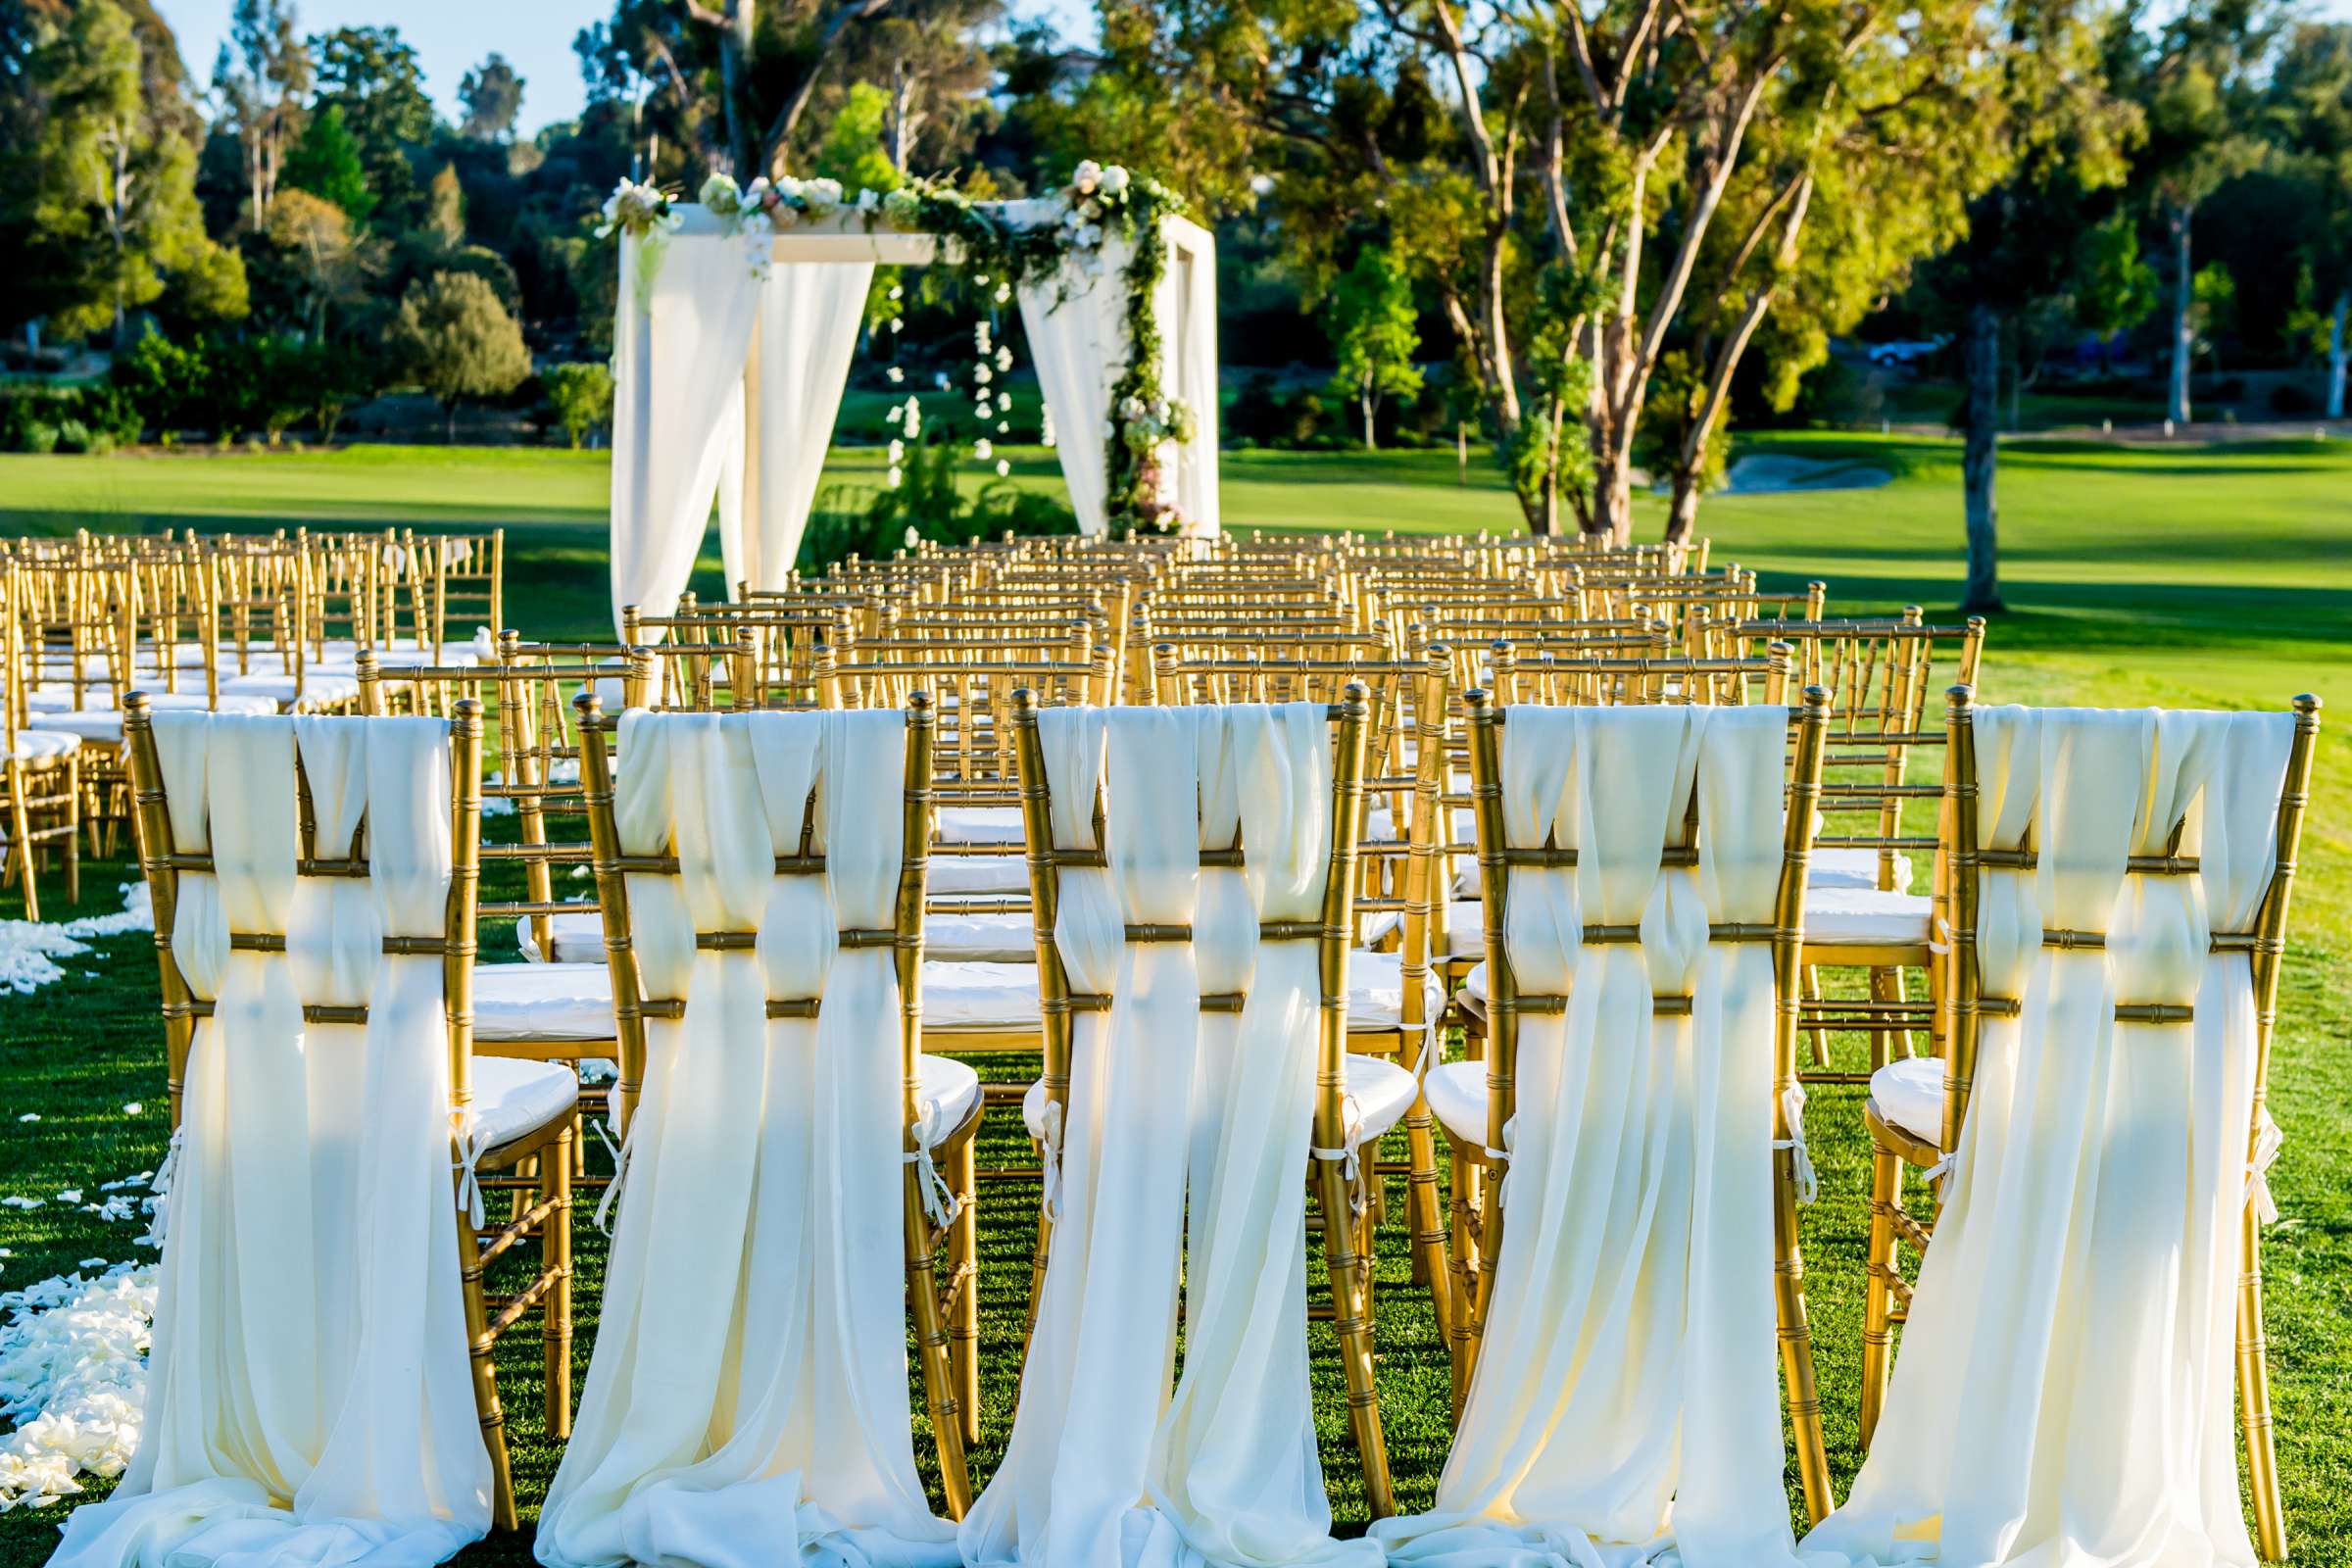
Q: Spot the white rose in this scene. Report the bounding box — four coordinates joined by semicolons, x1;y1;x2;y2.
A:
886;366;904;383
804;178;843;213
974;438;993;459
974;366;994;385
998;419;1010;433
996;460;1011;477
995;283;1011;304
857;188;879;212
889;439;905;461
995;347;1013;371
1101;166;1131;195
904;526;921;549
1072;159;1102;195
887;466;904;489
700;172;741;213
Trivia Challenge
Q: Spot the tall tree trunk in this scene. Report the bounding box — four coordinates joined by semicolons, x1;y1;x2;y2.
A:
2168;205;2193;426
1361;386;1375;450
2328;286;2348;421
1664;470;1702;545
446;403;459;444
1961;302;2004;614
889;62;915;176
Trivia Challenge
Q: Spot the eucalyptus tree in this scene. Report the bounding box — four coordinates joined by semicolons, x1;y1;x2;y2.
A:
2265;23;2352;418
1068;0;2029;540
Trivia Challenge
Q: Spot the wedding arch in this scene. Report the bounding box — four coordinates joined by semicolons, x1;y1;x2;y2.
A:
602;165;1220;631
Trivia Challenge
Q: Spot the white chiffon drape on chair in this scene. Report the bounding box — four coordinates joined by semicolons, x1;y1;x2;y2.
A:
534;709;957;1568
958;705;1377;1568
1801;707;2295;1568
1371;704;1803;1568
50;713;491;1568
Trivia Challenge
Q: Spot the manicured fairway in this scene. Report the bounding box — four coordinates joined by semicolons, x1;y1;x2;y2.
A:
2;435;2346;1565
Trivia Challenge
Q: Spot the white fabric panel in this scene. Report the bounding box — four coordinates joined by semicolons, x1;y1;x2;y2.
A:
1802;706;2294;1568
536;709;957;1568
962;704;1375;1568
1016;245;1128;539
610;229;763;636
1158;216;1220;536
52;713;492;1568
1374;704;1804;1568
732;262;875;590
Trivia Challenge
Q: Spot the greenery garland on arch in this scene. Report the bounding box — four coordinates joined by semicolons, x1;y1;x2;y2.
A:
601;162;1197;535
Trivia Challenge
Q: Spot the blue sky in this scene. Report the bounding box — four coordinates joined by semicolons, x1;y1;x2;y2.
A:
156;0;1098;134
156;0;2352;138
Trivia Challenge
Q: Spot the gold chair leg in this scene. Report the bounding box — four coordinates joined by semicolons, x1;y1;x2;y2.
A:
7;760;38;923
1314;1152;1394;1518
1803;965;1831;1069
1402;1096;1454;1348
458;1191;518;1533
1774;1147;1834;1524
2238;1204;2289;1561
543;1125;574;1442
1859;1142;1900;1450
62;757;80;906
1446;1145;1480;1420
906;1156;973;1518
950;1133;980;1447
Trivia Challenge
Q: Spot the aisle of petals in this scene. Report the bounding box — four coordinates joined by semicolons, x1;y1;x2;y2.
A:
0;1263;156;1512
0;885;152;996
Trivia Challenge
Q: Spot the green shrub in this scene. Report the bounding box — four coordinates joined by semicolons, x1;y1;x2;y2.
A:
22;420;60;455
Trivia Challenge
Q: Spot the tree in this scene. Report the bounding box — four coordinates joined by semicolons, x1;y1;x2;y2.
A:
1913;2;2150;613
424;160;466;246
387;270;531;441
2114;0;2276;425
311;25;435;224
544;361;616;447
2267;23;2352;418
1325;247;1423;450
282;101;373;222
210;0;308;229
261;187;379;338
459;53;525;141
1079;0;2019;541
24;0;247;346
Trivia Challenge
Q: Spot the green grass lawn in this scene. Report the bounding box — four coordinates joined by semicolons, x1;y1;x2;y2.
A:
2;433;2348;1564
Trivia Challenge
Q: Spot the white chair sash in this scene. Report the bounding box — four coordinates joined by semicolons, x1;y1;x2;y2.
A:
1372;704;1801;1568
958;704;1378;1568
1800;707;2295;1568
51;713;491;1568
534;709;957;1568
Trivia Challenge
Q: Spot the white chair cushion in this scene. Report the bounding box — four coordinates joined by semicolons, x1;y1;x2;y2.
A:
470;1055;584;1149
517;908;1038;966
517;909;602;964
936;807;1025;844
219;672;364;709
922;953;1442;1035
922;961;1046;1031
921;1054;984;1140
1804;886;1932;948
1018;1053;1412;1145
473;962;615;1042
933;856;1028;896
927;909;1034;963
1460;961;1490;1005
1870;1055;1945;1144
1425;1059;1488;1144
5;728;81;764
1813;847;1914;893
1441;902;1483;958
26;687;276;714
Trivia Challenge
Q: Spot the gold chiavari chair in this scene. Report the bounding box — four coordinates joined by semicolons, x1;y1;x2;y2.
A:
1434;683;1837;1517
1006;682;1400;1517
572;689;983;1514
122;694;575;1532
1;562;82;917
1855;689;2322;1561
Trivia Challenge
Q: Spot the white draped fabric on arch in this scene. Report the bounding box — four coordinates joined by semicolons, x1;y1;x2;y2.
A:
957;704;1381;1568
610;205;1220;635
1801;706;2297;1568
49;712;493;1568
